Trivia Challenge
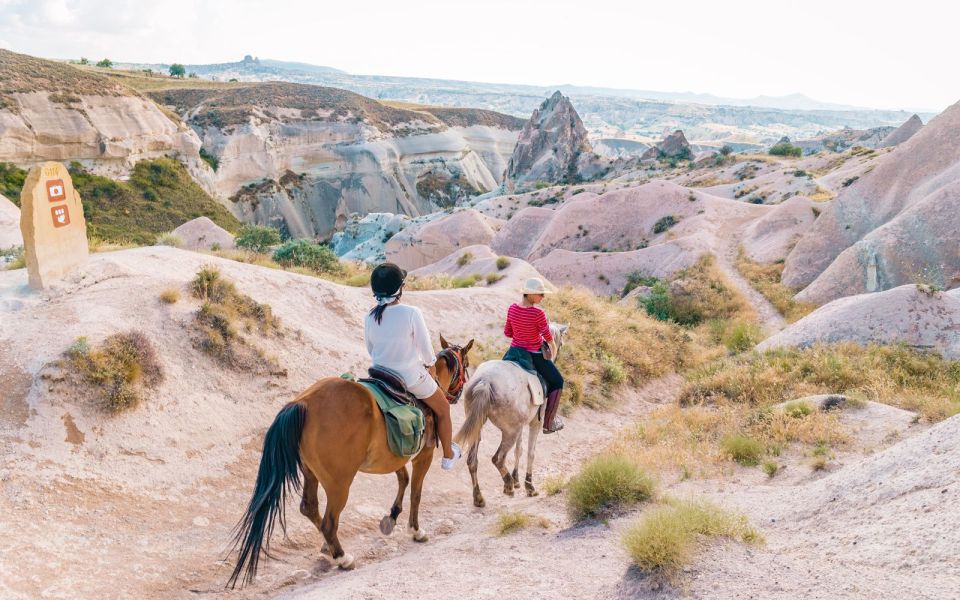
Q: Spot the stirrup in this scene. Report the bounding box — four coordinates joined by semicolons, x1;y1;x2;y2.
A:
543;416;564;434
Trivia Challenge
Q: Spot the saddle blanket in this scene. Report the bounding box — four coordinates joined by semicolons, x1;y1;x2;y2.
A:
341;373;425;457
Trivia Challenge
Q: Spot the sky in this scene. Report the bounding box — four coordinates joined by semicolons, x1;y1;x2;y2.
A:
0;0;955;112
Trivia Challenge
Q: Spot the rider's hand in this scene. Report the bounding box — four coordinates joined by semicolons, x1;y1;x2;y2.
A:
427;364;437;378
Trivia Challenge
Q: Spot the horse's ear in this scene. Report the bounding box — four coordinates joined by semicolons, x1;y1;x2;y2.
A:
463;339;474;355
439;334;449;349
559;323;569;333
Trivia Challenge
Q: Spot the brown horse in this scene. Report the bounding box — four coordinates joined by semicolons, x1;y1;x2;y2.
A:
227;336;473;588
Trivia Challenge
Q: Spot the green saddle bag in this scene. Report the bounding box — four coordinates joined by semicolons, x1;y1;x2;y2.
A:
342;373;425;457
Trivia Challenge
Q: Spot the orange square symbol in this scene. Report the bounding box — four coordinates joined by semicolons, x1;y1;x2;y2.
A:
51;205;71;228
47;179;66;202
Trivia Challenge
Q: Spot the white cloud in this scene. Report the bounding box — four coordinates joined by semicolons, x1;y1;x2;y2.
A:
0;0;956;111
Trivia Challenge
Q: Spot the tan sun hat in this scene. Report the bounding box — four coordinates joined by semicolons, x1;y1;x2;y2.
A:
520;277;553;295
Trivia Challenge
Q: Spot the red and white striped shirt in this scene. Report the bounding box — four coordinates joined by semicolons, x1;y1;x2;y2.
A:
504;303;553;352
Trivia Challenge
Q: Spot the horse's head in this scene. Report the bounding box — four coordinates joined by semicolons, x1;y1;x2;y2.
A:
550;323;569;359
438;334;474;403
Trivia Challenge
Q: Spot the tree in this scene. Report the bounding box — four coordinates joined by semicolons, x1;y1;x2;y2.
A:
96;58;113;68
188;72;199;79
169;63;186;78
235;225;282;253
79;57;89;65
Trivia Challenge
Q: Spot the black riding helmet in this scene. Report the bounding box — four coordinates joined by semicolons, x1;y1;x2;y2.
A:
370;262;407;298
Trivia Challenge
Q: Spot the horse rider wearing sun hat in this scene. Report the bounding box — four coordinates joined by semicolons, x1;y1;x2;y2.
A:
365;263;461;469
502;277;566;433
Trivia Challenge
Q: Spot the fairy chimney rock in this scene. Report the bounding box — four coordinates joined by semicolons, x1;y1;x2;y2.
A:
20;162;89;289
506;91;592;185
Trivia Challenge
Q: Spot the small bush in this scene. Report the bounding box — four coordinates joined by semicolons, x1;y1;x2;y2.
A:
653;215;679;234
235;225;282;253
793;169;808;177
159;289;180;304
496;256;511;271
567;454;655;520
769;143;802;157
456;252;473;267
720;434;764;466
494;511;531;536
622;272;659;298
272;240;342;274
718;319;762;354
762;461;779;478
67;331;164;412
543;475;565;496
485;273;504;285
783;400;812;418
156;232;183;247
735;249;815;323
198;147;219;171
622;499;762;577
451;274;482;288
642;256;754;327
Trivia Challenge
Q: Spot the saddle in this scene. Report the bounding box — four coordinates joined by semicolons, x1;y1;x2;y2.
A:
361;365;419;406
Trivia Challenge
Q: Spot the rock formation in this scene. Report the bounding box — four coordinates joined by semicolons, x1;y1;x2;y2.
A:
331;212;411;264
505;91;593;186
784;100;960;302
641;130;692;160
880;114;923;148
741;196;817;263
0;193;21;250
170;216;235;251
758;285;960;359
384;209;503;270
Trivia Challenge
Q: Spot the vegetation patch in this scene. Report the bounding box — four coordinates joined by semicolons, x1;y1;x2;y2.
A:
235;224;282;253
720;434;764;466
63;159;240;244
769;142;803;157
496;256;511;271
272;240;342;275
544;286;697;409
640;255;755;327
66;332;164;412
735;249;815;322
567;454;655;521
0;162;28;204
159;288;180;304
652;215;679;234
622;499;762;579
189;266;282;373
456;251;473;267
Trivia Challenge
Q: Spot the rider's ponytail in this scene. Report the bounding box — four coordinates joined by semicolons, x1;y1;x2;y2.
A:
369;290;402;325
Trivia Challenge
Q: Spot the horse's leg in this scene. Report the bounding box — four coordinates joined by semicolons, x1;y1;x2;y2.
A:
492;428;521;497
299;466;329;553
407;446;434;542
511;429;522;489
319;477;356;569
468;435;484;508
380;466;409;536
525;417;541;497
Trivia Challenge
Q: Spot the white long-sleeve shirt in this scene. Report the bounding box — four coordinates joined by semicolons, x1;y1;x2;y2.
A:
364;304;436;386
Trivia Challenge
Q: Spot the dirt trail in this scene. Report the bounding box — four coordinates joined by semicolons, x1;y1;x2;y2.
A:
715;237;786;334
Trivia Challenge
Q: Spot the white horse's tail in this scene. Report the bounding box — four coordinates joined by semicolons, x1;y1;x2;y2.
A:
454;378;492;452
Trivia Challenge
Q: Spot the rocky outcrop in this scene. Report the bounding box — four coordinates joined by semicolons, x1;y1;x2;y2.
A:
784;100;960;302
384;209;503;270
506;91;593;186
0;193;22;250
155;83;522;239
758;285;960;359
794;125;895;155
880;114;923;148
641;130;692;160
170;217;235;251
0;50;211;188
741;196;816;263
331;212;411;264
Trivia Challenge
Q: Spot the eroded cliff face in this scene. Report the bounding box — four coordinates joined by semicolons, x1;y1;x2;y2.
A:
506;91;594;186
154;83;522;239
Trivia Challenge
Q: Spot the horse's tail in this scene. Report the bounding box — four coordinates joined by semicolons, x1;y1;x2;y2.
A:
455;378;492;452
227;401;306;589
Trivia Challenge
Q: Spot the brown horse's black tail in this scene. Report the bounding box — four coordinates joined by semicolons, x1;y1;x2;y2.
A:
227;401;306;588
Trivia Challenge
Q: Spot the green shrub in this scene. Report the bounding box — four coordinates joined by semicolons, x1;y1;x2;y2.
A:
235;224;282;253
198;147;219;171
66;331;164;412
272;239;342;274
653;215;679;234
622;499;762;577
156;232;183;247
0;162;28;204
783;400;812;418
494;511;531;536
485;273;504;285
451;274;481;288
496;256;511;270
769;143;802;157
543;475;566;496
762;461;779;478
641;282;672;321
456;252;473;267
720;434;764;466
567;454;655;520
622;272;659;298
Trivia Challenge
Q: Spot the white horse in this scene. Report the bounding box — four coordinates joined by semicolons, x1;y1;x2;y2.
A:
454;324;568;507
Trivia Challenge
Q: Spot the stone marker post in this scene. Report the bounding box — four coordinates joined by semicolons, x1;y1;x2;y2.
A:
19;162;89;289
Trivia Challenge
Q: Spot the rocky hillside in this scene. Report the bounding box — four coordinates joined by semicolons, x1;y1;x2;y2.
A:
784;101;960;303
149;83;523;239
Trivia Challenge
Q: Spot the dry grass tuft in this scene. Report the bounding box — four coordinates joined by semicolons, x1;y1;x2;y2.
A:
720;434;764;466
494;511;531;536
735;249;815;322
622;499;762;579
567;454;656;521
543;475;566;496
189;266;282;373
66;332;164;412
159;288;180;304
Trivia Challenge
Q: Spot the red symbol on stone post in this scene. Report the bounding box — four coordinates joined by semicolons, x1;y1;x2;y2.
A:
51;205;71;228
47;179;66;203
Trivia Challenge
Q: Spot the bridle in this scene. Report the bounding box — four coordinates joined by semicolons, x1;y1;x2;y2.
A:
436;346;468;404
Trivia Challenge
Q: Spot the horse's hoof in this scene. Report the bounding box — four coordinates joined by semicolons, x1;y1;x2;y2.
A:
474;496;486;508
379;516;396;536
526;486;539;497
335;553;356;570
503;486;515;497
320;541;330;555
409;527;429;543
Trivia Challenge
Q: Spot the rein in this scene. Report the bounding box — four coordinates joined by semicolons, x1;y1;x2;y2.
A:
436;346;467;404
